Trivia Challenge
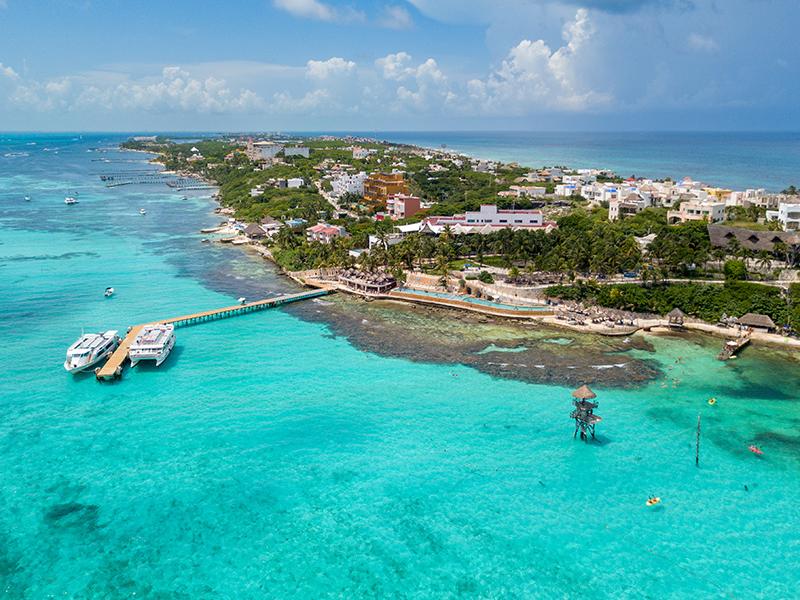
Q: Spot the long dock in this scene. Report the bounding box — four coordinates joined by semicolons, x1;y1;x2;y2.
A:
96;325;143;380
95;288;332;381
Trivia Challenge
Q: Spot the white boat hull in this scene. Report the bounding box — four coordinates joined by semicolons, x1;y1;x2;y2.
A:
129;330;175;368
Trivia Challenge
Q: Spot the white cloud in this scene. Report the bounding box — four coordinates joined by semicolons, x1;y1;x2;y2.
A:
11;66;264;113
687;33;718;52
467;9;611;113
375;52;448;110
375;52;416;80
0;62;19;80
272;88;331;113
272;0;364;23
379;5;414;29
306;57;356;80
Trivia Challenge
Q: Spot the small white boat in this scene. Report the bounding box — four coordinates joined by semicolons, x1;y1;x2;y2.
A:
104;287;115;297
128;324;175;367
64;330;120;373
238;297;247;305
139;208;147;215
23;195;31;202
200;238;210;243
64;196;78;205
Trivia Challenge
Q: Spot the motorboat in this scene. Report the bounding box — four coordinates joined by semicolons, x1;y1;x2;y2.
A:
139;208;147;215
104;287;115;297
128;324;175;367
64;330;120;373
238;297;247;305
64;196;79;205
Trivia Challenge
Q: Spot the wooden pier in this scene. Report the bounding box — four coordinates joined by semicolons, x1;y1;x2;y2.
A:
95;288;332;381
717;332;751;360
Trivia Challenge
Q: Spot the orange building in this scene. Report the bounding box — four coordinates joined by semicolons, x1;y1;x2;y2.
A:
363;172;408;207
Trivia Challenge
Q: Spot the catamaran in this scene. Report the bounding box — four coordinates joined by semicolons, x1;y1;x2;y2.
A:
128;324;176;367
64;330;120;373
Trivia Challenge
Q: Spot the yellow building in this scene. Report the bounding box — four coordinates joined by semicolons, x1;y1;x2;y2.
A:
363;172;408;207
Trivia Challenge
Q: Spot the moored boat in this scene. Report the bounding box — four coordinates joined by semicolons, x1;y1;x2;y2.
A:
64;330;120;373
128;324;175;367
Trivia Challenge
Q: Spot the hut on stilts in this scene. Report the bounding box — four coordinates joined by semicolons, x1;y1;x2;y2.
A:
570;384;602;441
667;308;686;328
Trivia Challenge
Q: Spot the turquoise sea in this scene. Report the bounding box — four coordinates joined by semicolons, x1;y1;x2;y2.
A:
1;134;800;598
342;131;800;192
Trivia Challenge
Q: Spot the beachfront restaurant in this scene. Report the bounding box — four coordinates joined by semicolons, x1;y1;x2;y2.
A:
738;312;777;334
338;269;397;295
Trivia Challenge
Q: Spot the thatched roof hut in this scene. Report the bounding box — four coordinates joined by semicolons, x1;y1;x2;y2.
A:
739;312;776;332
667;307;686;326
572;384;597;400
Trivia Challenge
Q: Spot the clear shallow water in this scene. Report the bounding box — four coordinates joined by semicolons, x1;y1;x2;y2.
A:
1;135;800;598
332;131;800;192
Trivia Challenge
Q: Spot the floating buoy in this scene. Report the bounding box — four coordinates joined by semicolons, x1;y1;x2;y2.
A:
646;496;661;507
708;397;717;406
748;445;763;456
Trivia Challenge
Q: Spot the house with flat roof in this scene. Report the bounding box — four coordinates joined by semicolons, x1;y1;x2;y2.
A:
363;172;408;207
766;202;800;231
667;200;725;224
385;194;422;220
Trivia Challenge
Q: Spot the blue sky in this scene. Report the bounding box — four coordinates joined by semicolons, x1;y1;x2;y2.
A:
0;0;798;131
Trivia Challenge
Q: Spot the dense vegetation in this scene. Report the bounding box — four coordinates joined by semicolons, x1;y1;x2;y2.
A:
545;280;799;329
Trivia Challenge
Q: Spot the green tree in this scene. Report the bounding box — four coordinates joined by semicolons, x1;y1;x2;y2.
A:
724;259;747;281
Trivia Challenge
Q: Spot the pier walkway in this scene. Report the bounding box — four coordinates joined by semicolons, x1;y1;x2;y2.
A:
717;332;752;360
95;288;332;381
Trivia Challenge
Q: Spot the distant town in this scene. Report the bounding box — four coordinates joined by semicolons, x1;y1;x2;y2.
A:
122;134;800;344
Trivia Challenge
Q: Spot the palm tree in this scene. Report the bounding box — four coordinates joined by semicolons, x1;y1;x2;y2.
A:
435;253;450;287
755;250;772;274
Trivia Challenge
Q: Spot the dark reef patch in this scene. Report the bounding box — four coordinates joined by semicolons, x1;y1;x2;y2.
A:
287;296;661;389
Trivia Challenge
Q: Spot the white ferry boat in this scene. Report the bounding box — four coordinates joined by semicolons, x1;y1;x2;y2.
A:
128;324;175;367
64;330;120;373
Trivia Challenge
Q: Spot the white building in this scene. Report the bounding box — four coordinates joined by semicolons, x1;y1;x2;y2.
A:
766;202;800;231
352;146;374;160
331;172;368;197
509;185;547;198
286;178;304;189
555;183;579;197
284;146;310;158
421;204;550;234
667;200;726;224
609;193;650;221
253;142;283;160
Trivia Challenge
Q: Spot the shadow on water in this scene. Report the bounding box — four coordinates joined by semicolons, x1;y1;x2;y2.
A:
131;345;184;372
44;502;102;531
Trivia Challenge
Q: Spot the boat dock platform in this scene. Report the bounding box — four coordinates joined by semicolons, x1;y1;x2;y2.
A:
95;288;333;381
717;332;751;360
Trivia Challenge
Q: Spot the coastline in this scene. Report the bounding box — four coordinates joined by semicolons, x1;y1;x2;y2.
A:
119;140;800;359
